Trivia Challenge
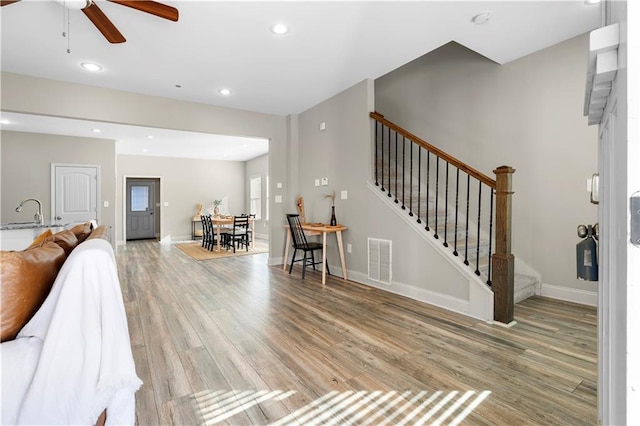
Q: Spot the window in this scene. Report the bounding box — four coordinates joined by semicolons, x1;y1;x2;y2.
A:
265;175;269;221
131;186;149;212
250;176;261;220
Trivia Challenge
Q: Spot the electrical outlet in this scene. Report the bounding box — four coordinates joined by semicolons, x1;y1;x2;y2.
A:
347;243;352;253
321;177;329;186
341;190;348;200
315;179;320;187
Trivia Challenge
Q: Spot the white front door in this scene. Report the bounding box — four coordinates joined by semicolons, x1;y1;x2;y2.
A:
51;164;99;225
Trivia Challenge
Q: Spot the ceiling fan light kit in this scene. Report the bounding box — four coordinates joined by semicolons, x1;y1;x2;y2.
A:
1;0;179;44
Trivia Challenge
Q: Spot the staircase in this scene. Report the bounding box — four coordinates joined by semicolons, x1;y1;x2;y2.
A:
371;112;537;321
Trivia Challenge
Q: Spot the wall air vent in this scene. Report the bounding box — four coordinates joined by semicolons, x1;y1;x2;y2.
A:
368;238;392;284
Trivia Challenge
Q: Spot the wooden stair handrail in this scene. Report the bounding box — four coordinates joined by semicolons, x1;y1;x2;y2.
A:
370;112;496;188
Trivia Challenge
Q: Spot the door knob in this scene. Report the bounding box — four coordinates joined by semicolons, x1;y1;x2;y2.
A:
55;216;62;220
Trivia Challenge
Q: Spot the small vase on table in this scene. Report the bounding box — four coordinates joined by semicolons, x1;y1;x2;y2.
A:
330;206;337;226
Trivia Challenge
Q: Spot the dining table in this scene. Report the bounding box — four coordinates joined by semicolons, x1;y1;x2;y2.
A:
193;216;255;252
283;222;348;285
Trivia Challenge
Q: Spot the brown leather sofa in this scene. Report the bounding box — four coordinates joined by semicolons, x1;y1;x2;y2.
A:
1;222;112;425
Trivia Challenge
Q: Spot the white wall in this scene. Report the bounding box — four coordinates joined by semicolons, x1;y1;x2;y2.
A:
375;35;599;300
117;154;245;243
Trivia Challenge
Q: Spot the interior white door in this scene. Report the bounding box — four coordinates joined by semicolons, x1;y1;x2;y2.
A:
52;164;99;225
126;179;156;240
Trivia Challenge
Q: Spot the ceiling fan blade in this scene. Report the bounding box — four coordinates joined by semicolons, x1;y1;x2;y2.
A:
82;2;126;44
0;1;21;6
107;1;178;21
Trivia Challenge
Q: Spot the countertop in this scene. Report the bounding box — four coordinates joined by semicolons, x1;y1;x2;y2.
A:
0;222;68;231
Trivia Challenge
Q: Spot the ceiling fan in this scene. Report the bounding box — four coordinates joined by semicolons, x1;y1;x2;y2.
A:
0;0;179;44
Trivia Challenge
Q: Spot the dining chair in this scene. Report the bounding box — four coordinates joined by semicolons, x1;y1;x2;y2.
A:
200;215;214;250
223;215;249;253
241;213;257;246
286;214;329;279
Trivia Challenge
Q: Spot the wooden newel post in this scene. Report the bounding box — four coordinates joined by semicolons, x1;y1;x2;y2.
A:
492;165;515;324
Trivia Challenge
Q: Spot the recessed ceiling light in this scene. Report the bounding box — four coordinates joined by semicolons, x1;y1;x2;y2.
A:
270;23;289;35
146;135;154;139
584;0;601;4
81;62;103;72
471;11;493;24
142;148;149;153
0;119;11;125
91;128;101;133
218;88;232;96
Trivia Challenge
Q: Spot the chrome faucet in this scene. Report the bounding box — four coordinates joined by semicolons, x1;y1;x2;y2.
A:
15;198;44;225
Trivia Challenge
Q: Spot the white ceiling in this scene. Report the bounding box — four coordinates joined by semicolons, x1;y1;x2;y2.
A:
0;0;601;160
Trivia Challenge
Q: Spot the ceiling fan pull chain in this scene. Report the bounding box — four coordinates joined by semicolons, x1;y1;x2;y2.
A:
66;4;71;54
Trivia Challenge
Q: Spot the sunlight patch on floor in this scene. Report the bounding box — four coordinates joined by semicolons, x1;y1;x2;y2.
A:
192;389;491;425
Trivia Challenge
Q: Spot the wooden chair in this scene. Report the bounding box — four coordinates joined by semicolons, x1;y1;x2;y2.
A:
223;215;249;253
286;214;329;279
201;215;216;251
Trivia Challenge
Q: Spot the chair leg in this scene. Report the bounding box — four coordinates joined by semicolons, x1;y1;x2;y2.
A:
310;251;316;270
302;251;308;279
289;249;297;275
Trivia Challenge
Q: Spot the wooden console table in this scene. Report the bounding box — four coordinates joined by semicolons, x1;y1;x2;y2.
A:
283;223;348;285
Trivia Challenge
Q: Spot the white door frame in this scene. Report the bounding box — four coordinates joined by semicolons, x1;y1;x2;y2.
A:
122;175;162;244
51;163;101;225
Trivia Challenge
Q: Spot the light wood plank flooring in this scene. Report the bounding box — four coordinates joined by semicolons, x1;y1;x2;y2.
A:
116;240;597;425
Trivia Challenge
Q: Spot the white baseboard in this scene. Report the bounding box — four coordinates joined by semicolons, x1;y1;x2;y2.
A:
346;270;487;320
540;283;597;306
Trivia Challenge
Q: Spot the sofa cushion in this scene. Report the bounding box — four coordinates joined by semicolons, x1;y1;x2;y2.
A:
0;241;67;342
45;230;79;256
86;225;111;242
69;222;92;244
27;229;54;249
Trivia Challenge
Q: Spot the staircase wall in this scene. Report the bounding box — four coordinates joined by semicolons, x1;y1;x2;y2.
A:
294;79;493;321
374;35;599;305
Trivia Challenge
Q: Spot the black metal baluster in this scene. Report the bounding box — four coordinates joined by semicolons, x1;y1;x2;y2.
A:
416;145;421;222
388;127;392;198
375;121;379;186
380;124;385;192
487;189;494;285
475;182;482;276
443;162;449;247
434;157;440;239
394;132;399;203
401;135;406;209
453;169;460;256
464;174;470;266
425;151;430;231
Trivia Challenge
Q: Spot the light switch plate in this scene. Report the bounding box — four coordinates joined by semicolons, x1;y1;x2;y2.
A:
163;201;169;207
276;182;283;189
315;179;320;187
275;195;282;203
340;190;348;200
103;201;109;207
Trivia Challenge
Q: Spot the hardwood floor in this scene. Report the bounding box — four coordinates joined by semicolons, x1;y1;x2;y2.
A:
116;240;597;425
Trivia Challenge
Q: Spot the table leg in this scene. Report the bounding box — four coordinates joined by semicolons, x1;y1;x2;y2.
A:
321;231;327;285
336;230;348;281
216;224;221;252
283;230;291;271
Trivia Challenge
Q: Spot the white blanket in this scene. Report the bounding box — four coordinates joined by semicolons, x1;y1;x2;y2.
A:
1;239;142;425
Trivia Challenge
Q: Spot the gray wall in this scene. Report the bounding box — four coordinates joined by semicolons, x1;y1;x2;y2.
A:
1;72;289;263
0;131;117;233
375;35;599;296
295;79;471;304
117;154;245;242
